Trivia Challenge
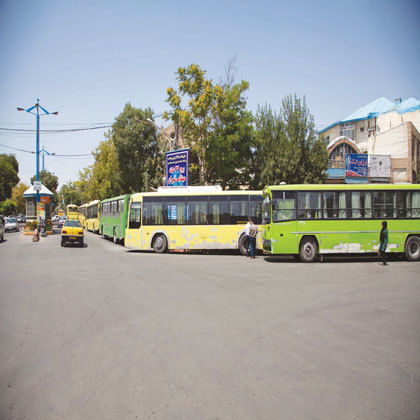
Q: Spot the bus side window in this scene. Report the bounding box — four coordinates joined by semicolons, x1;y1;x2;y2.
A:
297;192;320;219
129;202;141;229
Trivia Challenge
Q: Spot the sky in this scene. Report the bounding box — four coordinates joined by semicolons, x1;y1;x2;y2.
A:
1;0;419;189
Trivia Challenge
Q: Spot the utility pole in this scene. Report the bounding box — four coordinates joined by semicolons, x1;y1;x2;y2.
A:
40;146;55;171
17;100;58;208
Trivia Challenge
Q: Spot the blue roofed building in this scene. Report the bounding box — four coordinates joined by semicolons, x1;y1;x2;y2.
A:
320;97;420;183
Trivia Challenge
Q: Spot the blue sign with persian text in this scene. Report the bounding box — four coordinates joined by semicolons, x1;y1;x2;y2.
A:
165;149;189;186
345;153;368;177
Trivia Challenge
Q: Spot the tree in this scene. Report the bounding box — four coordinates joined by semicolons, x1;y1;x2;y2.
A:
59;181;82;207
165;63;254;187
88;135;122;200
1;199;17;216
205;80;254;188
0;154;19;203
111;104;163;193
11;182;30;214
252;95;328;188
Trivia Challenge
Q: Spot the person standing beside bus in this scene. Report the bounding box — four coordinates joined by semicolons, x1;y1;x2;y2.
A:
249;218;258;259
245;218;251;257
378;221;389;266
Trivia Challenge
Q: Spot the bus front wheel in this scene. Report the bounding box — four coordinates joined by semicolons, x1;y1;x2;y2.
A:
299;237;318;263
153;234;167;253
405;236;420;261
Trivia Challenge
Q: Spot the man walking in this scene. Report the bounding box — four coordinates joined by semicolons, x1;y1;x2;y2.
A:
248;218;258;259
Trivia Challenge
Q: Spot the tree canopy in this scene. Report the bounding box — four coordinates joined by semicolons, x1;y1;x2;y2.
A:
165;64;254;187
111;104;163;193
0;154;19;203
11;182;30;214
252;95;328;188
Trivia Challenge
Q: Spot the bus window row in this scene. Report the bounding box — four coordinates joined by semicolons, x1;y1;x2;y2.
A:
129;195;262;228
101;199;125;216
271;190;420;221
86;206;99;219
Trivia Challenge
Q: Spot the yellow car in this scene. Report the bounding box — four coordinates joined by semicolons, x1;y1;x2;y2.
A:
61;219;84;247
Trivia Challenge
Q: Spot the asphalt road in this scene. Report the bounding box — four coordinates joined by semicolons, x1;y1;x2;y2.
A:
1;230;419;420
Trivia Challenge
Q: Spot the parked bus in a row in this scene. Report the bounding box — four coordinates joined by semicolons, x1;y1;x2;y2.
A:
262;184;420;262
124;186;262;254
78;203;88;228
85;200;100;233
99;194;130;244
66;204;79;221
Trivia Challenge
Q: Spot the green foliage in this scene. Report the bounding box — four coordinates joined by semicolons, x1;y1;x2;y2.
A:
165;64;254;187
252;95;328;188
0;154;19;203
11;182;29;214
59;181;83;207
111;104;163;193
1;199;17;216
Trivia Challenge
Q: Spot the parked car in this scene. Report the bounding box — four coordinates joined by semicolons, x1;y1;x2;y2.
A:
52;215;60;224
61;219;84;247
5;217;19;232
58;216;67;228
17;214;24;223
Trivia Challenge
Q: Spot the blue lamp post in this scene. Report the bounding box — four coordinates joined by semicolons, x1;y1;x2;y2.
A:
17;99;58;209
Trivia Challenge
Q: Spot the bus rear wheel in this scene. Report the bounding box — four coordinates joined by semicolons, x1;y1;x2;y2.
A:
405;236;420;261
238;234;248;256
113;229;118;244
153;234;167;253
299;237;318;263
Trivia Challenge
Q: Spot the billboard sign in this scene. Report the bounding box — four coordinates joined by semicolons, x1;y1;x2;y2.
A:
345;153;368;177
165;149;189;186
37;202;46;219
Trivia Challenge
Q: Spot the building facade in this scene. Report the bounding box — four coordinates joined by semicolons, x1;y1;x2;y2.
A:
320;97;420;183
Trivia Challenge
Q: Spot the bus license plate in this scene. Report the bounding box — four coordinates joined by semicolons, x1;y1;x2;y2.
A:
70;236;76;240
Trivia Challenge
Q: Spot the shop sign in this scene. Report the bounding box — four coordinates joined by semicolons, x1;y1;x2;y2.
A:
165;149;189;186
345;153;368;177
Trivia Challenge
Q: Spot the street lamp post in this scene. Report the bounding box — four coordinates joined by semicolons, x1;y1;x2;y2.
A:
17;99;58;208
40;146;55;171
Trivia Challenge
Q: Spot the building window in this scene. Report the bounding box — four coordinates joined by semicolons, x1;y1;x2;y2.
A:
340;122;355;140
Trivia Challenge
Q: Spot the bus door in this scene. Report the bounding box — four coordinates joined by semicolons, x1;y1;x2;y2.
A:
125;199;142;249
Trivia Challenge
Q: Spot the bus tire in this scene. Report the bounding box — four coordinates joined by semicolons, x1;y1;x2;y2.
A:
405;236;420;261
113;229;118;244
238;234;248;256
153;234;167;253
299;237;318;263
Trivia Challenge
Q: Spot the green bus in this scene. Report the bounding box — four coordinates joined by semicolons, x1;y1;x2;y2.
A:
262;184;420;262
99;194;131;243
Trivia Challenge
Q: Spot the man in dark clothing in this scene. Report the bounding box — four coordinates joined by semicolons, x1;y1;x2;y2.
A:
248;218;258;259
378;221;389;265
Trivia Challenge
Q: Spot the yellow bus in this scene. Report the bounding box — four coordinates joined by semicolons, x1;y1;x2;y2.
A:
124;186;262;254
78;203;88;228
58;209;65;218
67;204;79;220
85;200;100;233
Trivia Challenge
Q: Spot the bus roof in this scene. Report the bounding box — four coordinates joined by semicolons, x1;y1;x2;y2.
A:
264;183;420;193
88;199;100;206
100;194;130;204
131;189;262;201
